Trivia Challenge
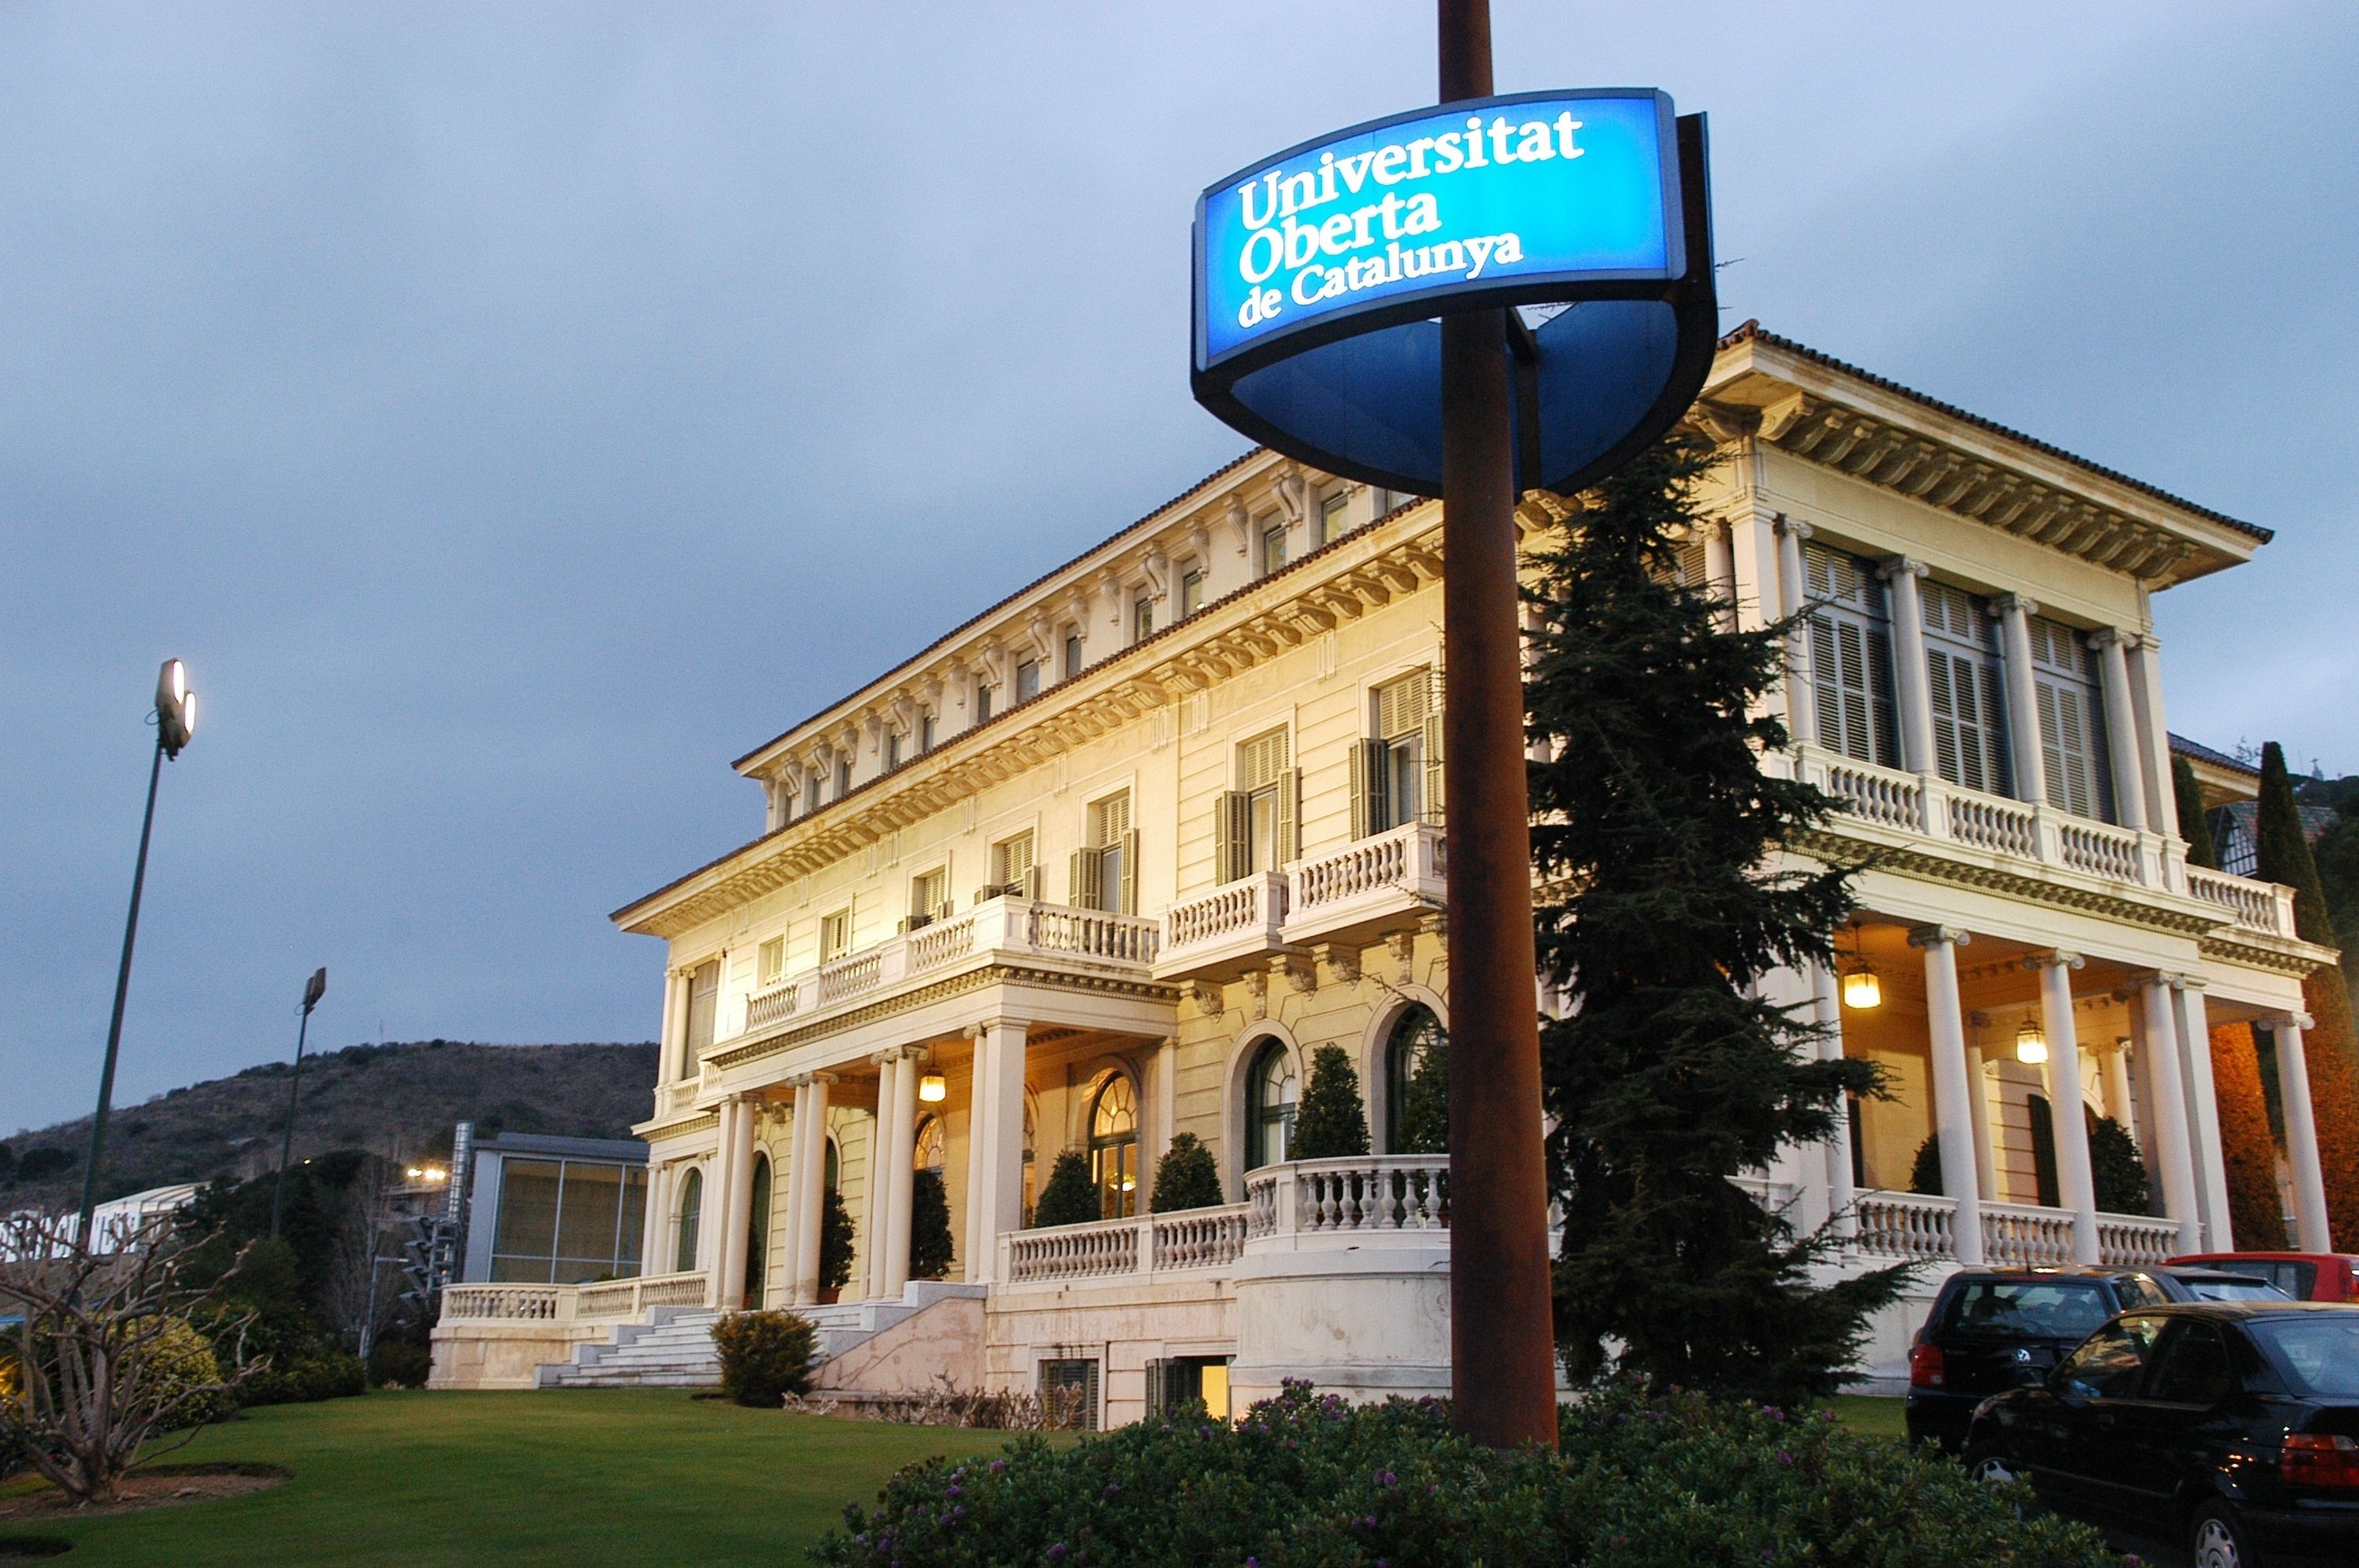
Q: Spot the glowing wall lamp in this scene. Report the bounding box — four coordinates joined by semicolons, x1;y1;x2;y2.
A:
1841;967;1883;1010
2015;1018;2049;1065
918;1073;947;1104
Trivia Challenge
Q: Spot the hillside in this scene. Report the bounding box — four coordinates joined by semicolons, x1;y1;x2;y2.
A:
1;1039;657;1207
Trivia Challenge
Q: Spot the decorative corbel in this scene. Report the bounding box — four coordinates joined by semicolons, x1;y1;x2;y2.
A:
1756;391;1811;443
1185;979;1223;1016
1274;952;1316;996
1245;968;1269;1020
1140;544;1169;602
1318;943;1361;985
1225;495;1252;557
1386;929;1418;985
1272;465;1307;525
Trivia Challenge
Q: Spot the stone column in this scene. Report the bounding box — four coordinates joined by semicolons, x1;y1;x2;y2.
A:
792;1073;834;1305
2125;634;2179;843
2136;978;2204;1251
1774;517;1816;746
1879;559;1937;777
865;1054;900;1300
1964;1033;2000;1202
664;970;693;1083
714;1096;756;1310
972;1018;1030;1283
882;1048;922;1298
2267;1012;2334;1250
2031;954;2100;1261
780;1079;810;1301
964;1026;995;1282
2088;631;2149;832
1912;925;1983;1264
642;1159;670;1276
1702;521;1736;632
1990;596;2047;808
2172;979;2234;1248
2101;1037;2139;1142
1808;960;1856;1241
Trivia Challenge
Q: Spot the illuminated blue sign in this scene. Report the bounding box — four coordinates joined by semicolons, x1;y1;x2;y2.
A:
1194;90;1681;374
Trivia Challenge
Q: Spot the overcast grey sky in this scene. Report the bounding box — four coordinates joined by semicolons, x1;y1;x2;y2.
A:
5;3;2353;1132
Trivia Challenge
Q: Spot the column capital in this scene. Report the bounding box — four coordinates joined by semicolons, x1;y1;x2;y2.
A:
2263;1011;2316;1033
1908;924;1973;951
2085;627;2135;652
2163;971;2207;994
2025;951;2086;971
1772;512;1813;540
970;1017;1030;1039
1986;593;2039;619
1876;556;1929;583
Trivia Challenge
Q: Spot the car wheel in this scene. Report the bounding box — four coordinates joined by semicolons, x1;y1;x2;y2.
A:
1963;1444;2023;1487
2189;1501;2258;1568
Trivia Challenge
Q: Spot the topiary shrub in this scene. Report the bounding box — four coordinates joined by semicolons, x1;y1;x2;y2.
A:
1147;1134;1223;1214
909;1168;956;1281
812;1380;2116;1568
1392;1030;1449;1155
1290;1045;1369;1160
1909;1135;1943;1196
820;1185;858;1294
2086;1112;2150;1216
711;1308;816;1408
1030;1150;1099;1229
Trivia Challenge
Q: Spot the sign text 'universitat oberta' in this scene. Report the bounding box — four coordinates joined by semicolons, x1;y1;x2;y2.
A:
1194;89;1684;372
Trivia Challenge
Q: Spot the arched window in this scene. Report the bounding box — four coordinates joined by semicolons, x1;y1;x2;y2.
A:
674;1167;703;1274
1022;1092;1039;1223
1384;1004;1446;1153
823;1137;840;1192
913;1114;945;1174
1245;1041;1298;1170
743;1154;771;1308
1090;1073;1140;1219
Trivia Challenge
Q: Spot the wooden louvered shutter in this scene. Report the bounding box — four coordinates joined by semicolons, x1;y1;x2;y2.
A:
1276;770;1299;866
1866;628;1899;768
1119;830;1139;915
1811;617;1843;752
1422;711;1445;824
1979;663;2012;797
1928;650;1962;785
1069;848;1100;909
1217;791;1247;884
2036;681;2069;811
1350;738;1379;840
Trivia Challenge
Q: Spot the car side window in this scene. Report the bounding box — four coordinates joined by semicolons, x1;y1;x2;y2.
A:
2117;1274;2172;1310
2145;1323;2231;1406
2056;1315;2167;1400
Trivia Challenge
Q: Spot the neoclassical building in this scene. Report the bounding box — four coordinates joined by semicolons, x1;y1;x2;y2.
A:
431;325;2340;1418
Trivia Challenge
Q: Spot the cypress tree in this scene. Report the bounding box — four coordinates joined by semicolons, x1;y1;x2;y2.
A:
2086;1114;2150;1216
2208;1023;2288;1249
907;1167;955;1280
1289;1045;1371;1160
2172;755;2216;869
1393;1033;1450;1156
1030;1149;1100;1229
818;1185;856;1292
1526;430;1908;1407
2255;741;2359;1246
1147;1133;1224;1213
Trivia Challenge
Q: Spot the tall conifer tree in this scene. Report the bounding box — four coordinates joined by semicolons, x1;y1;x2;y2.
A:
2255;742;2359;1246
1525;431;1907;1406
2172;755;2216;870
2208;1022;2289;1250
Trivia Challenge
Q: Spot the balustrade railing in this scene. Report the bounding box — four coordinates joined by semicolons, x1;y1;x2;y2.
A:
907;911;977;973
1151;1206;1250;1270
2057;819;2141;882
1849;1191;2184;1269
1947;793;2040;858
1163;872;1289;953
438;1270;710;1325
2187;866;2293;937
1853;1190;1959;1262
1823;759;1924;832
2095;1212;2181;1267
1981;1201;2077;1267
816;949;884;1004
1245;1155;1450;1239
1005;1216;1140;1281
744;985;799;1031
1289;821;1446;915
1028;905;1159;964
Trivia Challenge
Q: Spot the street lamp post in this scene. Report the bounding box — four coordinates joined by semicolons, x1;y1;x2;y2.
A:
77;659;198;1250
270;967;330;1238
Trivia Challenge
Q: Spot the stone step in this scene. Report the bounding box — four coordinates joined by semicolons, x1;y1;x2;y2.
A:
532;1286;983;1389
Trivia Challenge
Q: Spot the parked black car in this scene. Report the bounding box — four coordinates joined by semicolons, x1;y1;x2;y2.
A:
1963;1302;2359;1566
1905;1267;2280;1452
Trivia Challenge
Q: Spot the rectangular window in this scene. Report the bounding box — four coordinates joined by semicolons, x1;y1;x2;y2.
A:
1804;544;1901;768
919;710;936;753
820;909;852;963
1072;791;1137;913
683;958;719;1076
976;682;994;723
907;867;948;929
805;775;822;815
1921;580;2012;797
755;936;785;989
1354;669;1441;835
1063;632;1084;680
2028;615;2114;821
834;756;853;800
986;830;1037;902
1132;597;1153;644
1039;1358;1100;1431
1317;487;1348;548
1015;659;1041;703
1259;517;1288;577
885;731;903;769
1180;568;1205;618
1219;728;1296;879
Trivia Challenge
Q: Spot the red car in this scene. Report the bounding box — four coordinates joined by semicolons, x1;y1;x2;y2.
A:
2170;1252;2359;1303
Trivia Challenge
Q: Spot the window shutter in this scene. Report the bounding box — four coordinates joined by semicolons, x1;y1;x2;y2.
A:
1275;769;1299;866
1119;830;1139;915
1144;1359;1165;1420
1928;650;1962;785
1218;791;1246;884
1980;664;2012;797
1866;629;1899;768
1069;848;1100;909
1811;618;1841;751
1422;711;1445;823
2036;681;2067;809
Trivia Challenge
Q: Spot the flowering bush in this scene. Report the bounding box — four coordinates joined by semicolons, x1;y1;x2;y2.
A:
812;1381;2115;1568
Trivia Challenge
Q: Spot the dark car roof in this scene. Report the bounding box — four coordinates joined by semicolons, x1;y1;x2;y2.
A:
2118;1300;2359;1323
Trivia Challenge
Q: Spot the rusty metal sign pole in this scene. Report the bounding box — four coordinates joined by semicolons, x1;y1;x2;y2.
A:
1437;0;1561;1451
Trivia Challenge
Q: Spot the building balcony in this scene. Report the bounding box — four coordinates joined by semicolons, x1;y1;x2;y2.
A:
1799;745;2299;938
1851;1189;2180;1269
723;895;1161;1051
439;1269;711;1327
1156;821;1446;979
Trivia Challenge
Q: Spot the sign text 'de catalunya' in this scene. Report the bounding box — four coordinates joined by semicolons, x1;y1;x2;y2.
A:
1196;91;1679;371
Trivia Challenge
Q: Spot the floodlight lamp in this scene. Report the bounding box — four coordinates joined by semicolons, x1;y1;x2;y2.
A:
154;659;196;757
1841;969;1882;1010
2015;1018;2049;1065
918;1073;947;1103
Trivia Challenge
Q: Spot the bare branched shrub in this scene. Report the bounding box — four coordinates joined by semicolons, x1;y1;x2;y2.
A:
0;1211;261;1504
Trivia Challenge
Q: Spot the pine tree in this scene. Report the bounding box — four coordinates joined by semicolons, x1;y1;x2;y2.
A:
2173;755;2216;869
1526;430;1908;1407
1148;1133;1224;1213
1289;1045;1370;1160
818;1185;856;1293
1393;1033;1450;1156
2209;1023;2289;1250
907;1167;955;1280
2255;741;2359;1247
1030;1149;1099;1229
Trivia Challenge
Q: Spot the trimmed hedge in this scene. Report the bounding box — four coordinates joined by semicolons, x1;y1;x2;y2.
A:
712;1309;816;1408
813;1381;2114;1568
238;1351;365;1408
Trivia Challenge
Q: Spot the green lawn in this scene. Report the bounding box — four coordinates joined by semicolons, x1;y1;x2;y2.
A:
0;1390;1013;1567
1831;1394;1906;1439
